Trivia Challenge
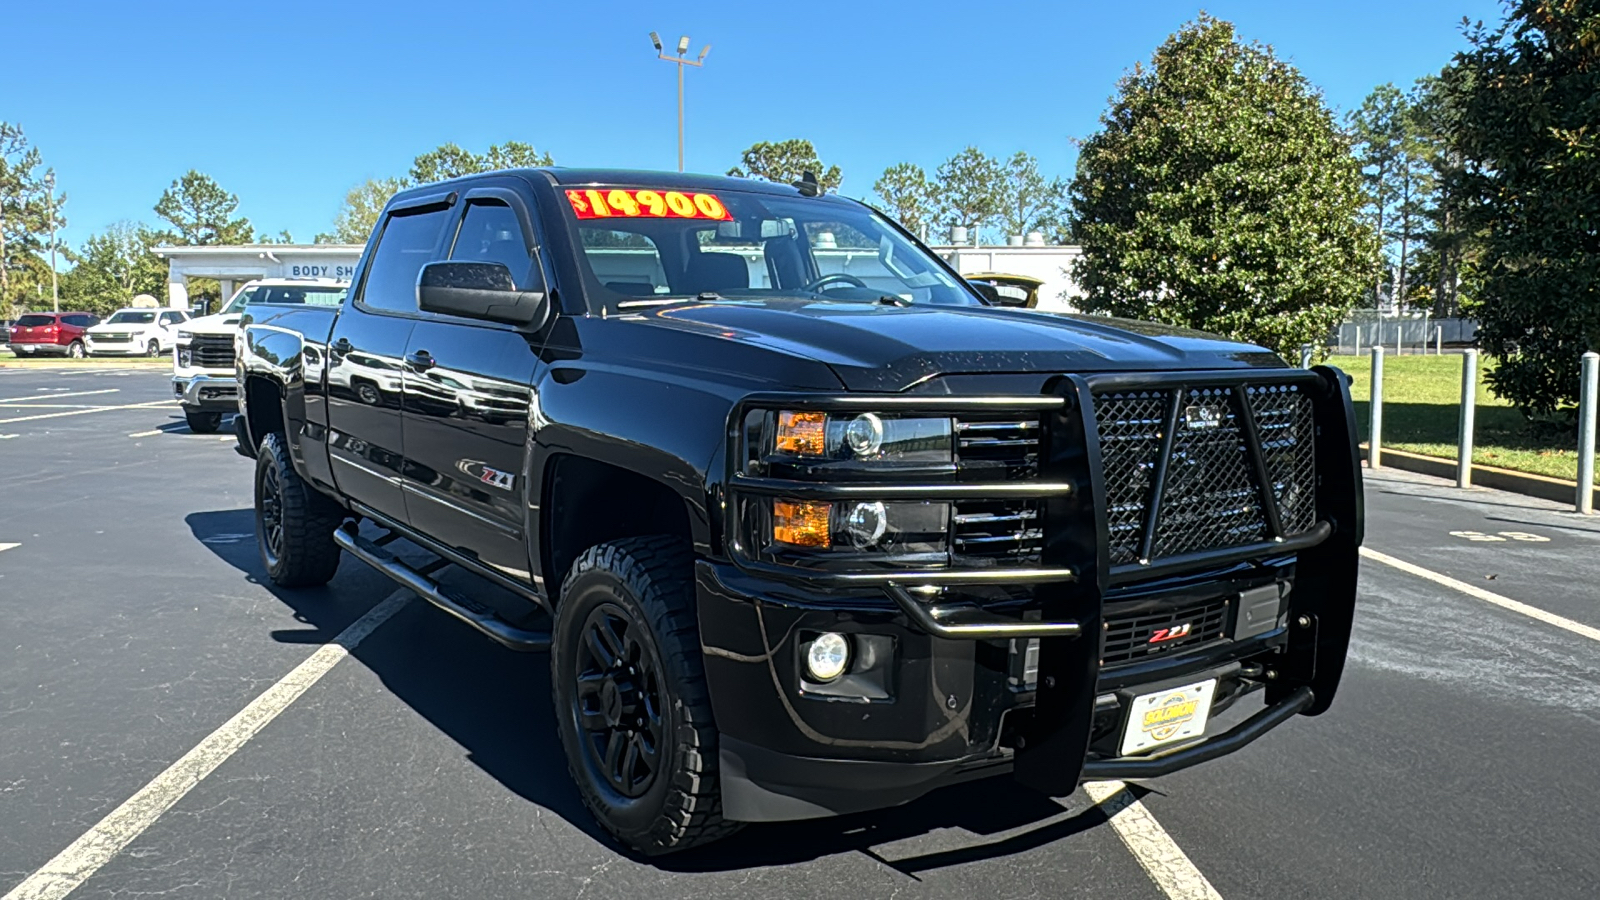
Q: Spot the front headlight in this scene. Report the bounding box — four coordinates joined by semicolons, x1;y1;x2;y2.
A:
176;330;193;342
771;411;954;465
769;498;950;553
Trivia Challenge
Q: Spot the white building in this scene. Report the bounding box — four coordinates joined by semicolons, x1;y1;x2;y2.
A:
932;244;1084;312
151;244;363;309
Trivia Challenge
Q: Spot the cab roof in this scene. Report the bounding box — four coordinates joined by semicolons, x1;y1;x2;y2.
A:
398;167;822;200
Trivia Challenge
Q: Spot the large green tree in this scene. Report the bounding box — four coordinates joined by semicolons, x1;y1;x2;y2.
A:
319;177;406;244
1446;0;1600;416
934;147;1007;244
409;141;554;184
873;162;935;239
0;123;58;316
1000;151;1068;240
1069;15;1377;357
59;221;169;315
727;139;842;191
155;170;253;245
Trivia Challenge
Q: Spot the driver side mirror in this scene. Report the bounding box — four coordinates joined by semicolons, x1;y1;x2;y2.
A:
417;261;550;329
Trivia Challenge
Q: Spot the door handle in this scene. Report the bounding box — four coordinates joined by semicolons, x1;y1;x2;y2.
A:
331;337;353;354
404;350;436;371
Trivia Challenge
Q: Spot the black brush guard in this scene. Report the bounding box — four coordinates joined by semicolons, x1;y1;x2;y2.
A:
724;367;1364;794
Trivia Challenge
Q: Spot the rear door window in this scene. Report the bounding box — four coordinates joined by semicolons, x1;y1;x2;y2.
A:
359;206;450;314
63;315;91;328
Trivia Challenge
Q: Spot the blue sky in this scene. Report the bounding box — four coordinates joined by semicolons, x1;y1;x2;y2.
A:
12;0;1505;248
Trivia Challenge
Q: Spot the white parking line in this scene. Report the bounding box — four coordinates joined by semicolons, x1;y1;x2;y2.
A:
1361;547;1600;643
127;430;162;438
1085;781;1223;900
1;591;412;900
0;543;18;553
0;389;119;403
0;401;174;426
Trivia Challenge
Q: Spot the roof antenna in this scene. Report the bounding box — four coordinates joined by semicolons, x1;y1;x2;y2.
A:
793;170;822;197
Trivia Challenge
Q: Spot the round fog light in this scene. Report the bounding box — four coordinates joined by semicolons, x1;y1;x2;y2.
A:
806;632;850;682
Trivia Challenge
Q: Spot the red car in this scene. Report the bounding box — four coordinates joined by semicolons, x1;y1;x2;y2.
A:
6;312;100;358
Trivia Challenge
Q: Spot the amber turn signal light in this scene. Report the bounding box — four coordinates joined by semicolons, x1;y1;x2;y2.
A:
774;410;827;456
772;499;831;547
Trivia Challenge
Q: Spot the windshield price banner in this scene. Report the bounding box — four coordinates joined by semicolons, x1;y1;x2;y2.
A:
566;188;730;221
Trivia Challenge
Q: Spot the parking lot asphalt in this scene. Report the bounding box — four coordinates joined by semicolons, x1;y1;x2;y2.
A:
2;366;1598;899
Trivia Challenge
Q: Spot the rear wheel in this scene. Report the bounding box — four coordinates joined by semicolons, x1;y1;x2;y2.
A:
254;431;343;587
67;341;85;359
553;536;739;855
185;411;223;433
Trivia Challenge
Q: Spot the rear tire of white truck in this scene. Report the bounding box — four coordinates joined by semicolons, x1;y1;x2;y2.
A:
255;431;344;588
552;536;740;855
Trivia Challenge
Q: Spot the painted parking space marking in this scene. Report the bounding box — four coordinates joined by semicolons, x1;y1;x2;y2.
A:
1363;547;1600;643
0;543;18;553
0;389;119;403
1448;530;1551;543
0;401;175;426
1084;781;1223;900
0;590;412;900
127;429;162;438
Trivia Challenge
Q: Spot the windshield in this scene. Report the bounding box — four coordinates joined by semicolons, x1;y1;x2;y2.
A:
106;311;157;324
225;284;347;313
560;186;978;311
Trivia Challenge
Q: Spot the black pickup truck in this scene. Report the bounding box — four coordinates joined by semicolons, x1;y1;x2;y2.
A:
237;167;1363;855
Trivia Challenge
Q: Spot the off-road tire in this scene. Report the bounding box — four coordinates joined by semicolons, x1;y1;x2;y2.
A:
254;431;343;587
185;410;223;433
553;536;741;855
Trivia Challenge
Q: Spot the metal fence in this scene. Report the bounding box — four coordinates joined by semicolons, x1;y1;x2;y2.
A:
1331;316;1478;356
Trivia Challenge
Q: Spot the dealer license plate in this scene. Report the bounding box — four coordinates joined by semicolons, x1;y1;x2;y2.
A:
1120;678;1217;756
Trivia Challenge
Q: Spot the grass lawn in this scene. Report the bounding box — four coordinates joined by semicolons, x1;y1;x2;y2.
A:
0;348;170;365
1326;353;1596;485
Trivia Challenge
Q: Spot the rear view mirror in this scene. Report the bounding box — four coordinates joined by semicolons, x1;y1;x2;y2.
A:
417;261;550;329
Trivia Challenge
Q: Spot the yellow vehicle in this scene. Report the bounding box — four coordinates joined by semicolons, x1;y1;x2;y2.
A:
964;272;1045;309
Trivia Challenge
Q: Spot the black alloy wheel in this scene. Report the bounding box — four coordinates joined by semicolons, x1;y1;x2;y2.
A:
258;461;286;569
572;603;667;799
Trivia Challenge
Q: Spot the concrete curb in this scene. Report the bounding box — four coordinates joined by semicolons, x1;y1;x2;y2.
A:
1361;443;1599;510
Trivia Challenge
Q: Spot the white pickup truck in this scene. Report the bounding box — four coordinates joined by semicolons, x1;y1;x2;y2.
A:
172;278;348;433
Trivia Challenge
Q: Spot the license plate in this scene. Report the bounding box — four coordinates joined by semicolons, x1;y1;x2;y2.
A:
1120;678;1217;755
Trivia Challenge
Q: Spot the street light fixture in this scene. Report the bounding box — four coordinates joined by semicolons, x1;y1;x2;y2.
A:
650;31;711;173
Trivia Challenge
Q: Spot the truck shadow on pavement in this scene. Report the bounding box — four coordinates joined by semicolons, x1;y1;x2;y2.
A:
188;506;1121;873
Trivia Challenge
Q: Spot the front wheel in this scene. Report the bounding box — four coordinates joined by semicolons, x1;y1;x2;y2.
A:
254;431;343;587
185;411;223;433
67;341;85;359
553;536;739;855
145;339;160;358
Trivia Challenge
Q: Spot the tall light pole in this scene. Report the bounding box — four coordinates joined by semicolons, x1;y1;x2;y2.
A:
650;31;710;172
44;170;58;313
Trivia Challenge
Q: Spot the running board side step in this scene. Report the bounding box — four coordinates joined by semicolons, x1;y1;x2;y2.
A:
334;525;551;652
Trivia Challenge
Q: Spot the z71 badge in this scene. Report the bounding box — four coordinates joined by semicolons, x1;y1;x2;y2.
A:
478;466;515;492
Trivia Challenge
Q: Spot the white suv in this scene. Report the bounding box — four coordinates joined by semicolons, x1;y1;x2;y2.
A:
173;278;349;433
86;308;190;357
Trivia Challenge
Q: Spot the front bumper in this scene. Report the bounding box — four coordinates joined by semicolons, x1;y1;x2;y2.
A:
171;372;238;411
703;367;1364;822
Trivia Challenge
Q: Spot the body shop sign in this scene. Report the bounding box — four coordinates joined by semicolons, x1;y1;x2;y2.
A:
289;264;357;279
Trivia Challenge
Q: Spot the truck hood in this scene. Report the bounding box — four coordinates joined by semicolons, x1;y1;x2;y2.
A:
181;312;241;336
634;299;1284;391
